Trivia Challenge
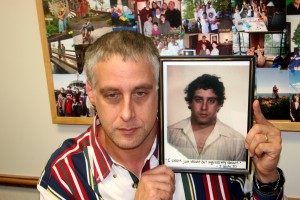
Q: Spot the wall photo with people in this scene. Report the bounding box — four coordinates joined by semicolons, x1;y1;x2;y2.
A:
39;0;300;126
41;0;114;120
232;0;286;32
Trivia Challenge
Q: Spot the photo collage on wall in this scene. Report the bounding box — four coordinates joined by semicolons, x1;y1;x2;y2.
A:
42;0;300;120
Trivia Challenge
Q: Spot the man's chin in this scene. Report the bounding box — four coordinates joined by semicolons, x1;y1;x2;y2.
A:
113;139;145;150
196;118;213;125
111;131;148;150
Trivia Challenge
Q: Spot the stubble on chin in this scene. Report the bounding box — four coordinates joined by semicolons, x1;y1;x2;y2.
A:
105;127;150;150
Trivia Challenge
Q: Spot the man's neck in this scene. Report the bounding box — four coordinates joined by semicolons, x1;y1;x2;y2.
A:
98;126;157;177
191;119;217;153
191;118;217;133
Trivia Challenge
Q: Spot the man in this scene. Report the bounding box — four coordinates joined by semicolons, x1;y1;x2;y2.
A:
152;7;161;24
168;74;245;160
287;0;300;15
196;35;211;55
139;0;152;34
61;44;66;61
206;2;217;18
208;11;218;33
37;30;284;199
165;1;182;30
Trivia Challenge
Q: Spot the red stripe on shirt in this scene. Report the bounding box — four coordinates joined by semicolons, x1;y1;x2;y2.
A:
221;175;230;200
202;174;211;199
65;156;90;199
210;174;219;199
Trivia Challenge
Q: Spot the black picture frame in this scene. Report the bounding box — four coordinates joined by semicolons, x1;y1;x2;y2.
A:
159;56;255;174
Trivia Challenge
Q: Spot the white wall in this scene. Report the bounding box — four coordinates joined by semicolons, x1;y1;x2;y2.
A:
0;0;299;199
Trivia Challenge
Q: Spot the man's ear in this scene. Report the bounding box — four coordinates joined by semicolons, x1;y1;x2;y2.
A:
86;80;95;105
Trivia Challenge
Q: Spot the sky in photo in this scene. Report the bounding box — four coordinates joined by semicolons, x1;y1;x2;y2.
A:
256;68;290;94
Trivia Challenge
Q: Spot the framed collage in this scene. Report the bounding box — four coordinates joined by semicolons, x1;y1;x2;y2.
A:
36;0;300;130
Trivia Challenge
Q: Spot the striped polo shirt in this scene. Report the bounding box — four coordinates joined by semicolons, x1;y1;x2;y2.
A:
37;116;283;200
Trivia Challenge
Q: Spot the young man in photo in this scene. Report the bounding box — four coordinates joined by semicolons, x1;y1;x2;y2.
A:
168;74;246;160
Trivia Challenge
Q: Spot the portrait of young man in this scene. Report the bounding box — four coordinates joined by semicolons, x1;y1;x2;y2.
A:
163;61;253;164
167;74;246;161
37;30;284;200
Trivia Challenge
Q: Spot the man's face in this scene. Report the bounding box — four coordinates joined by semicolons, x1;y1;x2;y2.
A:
294;0;300;4
190;89;221;126
169;2;175;10
156;8;161;14
87;55;158;150
146;1;150;7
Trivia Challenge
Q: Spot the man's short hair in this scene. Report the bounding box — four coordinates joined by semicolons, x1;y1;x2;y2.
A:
84;30;160;89
184;74;226;109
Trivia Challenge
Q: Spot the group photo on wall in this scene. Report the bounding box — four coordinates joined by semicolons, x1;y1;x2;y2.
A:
39;0;300;126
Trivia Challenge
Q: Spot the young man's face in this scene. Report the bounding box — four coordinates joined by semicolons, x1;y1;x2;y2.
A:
87;55;158;150
190;89;221;126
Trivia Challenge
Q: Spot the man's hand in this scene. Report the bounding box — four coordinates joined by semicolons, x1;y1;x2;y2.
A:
134;165;175;200
245;100;282;183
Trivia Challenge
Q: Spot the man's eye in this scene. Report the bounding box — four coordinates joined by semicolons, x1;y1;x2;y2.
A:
105;92;120;99
208;98;217;103
135;91;146;97
194;98;202;102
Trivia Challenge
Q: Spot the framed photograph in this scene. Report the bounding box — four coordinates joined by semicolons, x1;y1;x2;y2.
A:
36;0;113;124
159;56;255;173
210;34;219;44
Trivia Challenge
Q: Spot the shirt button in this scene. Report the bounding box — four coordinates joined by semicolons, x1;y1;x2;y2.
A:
113;174;117;178
132;183;138;188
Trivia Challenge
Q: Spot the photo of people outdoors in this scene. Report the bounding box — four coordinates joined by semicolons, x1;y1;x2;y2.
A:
255;68;290;120
184;1;232;34
53;74;96;118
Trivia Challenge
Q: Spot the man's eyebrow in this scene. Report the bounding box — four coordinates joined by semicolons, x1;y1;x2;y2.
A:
134;84;153;90
99;87;119;94
193;96;217;98
99;84;154;94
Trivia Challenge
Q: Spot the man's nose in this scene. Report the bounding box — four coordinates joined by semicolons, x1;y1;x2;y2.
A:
201;100;207;110
120;96;135;121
